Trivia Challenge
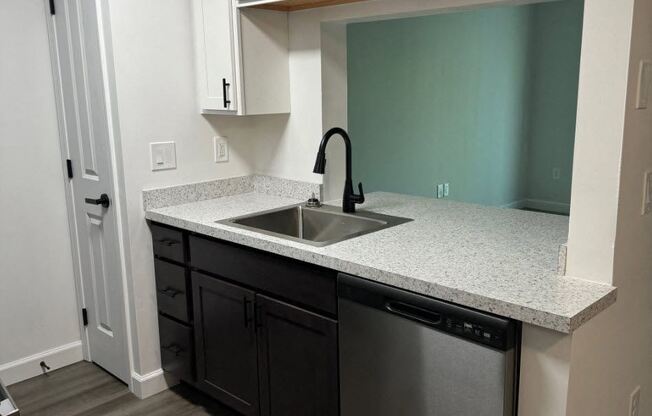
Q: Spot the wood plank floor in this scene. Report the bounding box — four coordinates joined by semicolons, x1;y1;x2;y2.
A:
7;361;239;416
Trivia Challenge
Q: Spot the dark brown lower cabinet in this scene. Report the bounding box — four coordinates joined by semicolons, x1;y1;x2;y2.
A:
151;223;339;415
192;272;339;416
193;272;260;416
256;295;339;416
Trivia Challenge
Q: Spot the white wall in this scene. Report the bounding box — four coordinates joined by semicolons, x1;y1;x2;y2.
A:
0;0;81;384
566;0;634;284
565;0;652;414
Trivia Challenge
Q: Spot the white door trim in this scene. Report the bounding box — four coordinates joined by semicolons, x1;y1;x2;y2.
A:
43;0;135;388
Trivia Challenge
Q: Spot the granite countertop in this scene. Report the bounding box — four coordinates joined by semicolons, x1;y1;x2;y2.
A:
145;189;616;333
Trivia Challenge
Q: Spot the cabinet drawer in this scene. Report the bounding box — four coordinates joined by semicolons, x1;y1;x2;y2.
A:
151;223;185;263
155;259;190;323
189;235;337;316
158;314;194;382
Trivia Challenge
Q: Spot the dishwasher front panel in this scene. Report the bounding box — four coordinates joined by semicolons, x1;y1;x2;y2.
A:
338;275;517;416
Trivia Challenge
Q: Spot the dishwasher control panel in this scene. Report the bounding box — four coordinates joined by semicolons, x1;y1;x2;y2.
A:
445;316;508;350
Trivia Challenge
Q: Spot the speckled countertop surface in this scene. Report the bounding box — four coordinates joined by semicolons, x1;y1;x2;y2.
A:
145;191;616;333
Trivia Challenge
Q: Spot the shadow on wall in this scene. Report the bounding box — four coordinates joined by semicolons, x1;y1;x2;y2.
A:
347;0;584;215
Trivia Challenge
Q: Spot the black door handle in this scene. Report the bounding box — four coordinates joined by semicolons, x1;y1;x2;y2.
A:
85;193;110;208
222;78;231;108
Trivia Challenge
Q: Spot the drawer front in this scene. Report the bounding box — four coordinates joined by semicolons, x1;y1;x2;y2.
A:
151;223;185;263
155;259;190;323
189;235;337;316
158;314;194;382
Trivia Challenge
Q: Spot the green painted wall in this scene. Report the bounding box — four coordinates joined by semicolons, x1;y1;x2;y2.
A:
347;0;583;210
527;1;583;207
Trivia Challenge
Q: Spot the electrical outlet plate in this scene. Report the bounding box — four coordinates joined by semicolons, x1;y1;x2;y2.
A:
552;168;561;180
436;184;444;199
643;171;652;215
636;60;651;110
214;136;229;163
630;386;641;416
150;141;176;171
444;183;450;197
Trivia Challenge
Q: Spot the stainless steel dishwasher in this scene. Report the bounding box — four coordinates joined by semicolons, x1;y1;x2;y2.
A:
338;273;519;416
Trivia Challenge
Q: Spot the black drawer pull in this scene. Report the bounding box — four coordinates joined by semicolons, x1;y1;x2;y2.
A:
157;238;180;247
158;287;183;298
161;343;184;356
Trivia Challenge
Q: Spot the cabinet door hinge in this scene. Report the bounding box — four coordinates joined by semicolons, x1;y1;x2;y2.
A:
49;0;55;15
82;308;88;326
66;159;73;179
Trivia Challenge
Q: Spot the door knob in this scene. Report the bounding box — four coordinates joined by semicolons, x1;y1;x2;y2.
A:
85;193;110;208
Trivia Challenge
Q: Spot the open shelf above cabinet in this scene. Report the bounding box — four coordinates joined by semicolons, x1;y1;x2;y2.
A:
238;0;368;12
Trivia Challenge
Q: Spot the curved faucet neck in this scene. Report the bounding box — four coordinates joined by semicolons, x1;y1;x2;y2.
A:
318;127;352;179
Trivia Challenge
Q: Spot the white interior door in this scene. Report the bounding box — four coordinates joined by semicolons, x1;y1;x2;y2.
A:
49;0;129;383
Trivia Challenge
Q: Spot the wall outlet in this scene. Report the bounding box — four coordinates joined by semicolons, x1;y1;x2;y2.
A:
552;168;561;180
150;141;176;171
444;183;450;197
643;171;652;215
214;136;229;163
630;386;641;416
636;60;651;110
436;184;444;199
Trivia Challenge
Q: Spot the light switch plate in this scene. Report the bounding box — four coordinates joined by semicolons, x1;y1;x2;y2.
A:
150;141;176;171
214;136;229;163
636;60;652;110
643;171;652;215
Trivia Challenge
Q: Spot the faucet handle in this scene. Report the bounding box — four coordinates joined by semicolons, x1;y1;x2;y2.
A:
354;182;365;204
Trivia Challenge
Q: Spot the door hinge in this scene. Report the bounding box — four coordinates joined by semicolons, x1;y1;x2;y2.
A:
49;0;55;15
66;159;73;179
82;308;88;326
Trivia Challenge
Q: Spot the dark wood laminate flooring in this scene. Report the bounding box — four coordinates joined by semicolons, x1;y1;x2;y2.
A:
7;361;238;416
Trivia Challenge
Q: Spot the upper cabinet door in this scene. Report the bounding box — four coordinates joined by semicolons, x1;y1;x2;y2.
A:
194;0;237;112
193;1;290;116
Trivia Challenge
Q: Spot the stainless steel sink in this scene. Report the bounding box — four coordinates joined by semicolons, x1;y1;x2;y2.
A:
218;204;412;247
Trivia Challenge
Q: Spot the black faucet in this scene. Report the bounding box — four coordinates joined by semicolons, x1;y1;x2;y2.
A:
313;127;365;213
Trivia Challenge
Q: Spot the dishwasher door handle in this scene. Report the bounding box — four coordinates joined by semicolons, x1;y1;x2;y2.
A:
385;301;442;326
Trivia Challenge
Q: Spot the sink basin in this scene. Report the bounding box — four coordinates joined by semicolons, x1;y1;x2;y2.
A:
218;204;412;247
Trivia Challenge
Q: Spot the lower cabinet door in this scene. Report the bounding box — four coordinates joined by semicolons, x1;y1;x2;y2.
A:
192;272;259;416
256;294;339;416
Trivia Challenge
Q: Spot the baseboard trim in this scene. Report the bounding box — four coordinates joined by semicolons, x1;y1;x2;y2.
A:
131;369;178;399
525;199;571;214
501;200;527;209
0;340;83;386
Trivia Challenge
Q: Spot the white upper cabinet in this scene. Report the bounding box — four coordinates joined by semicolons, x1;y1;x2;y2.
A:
193;0;290;115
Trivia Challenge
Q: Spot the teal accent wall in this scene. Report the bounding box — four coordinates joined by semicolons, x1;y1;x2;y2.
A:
526;1;583;206
347;0;583;211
